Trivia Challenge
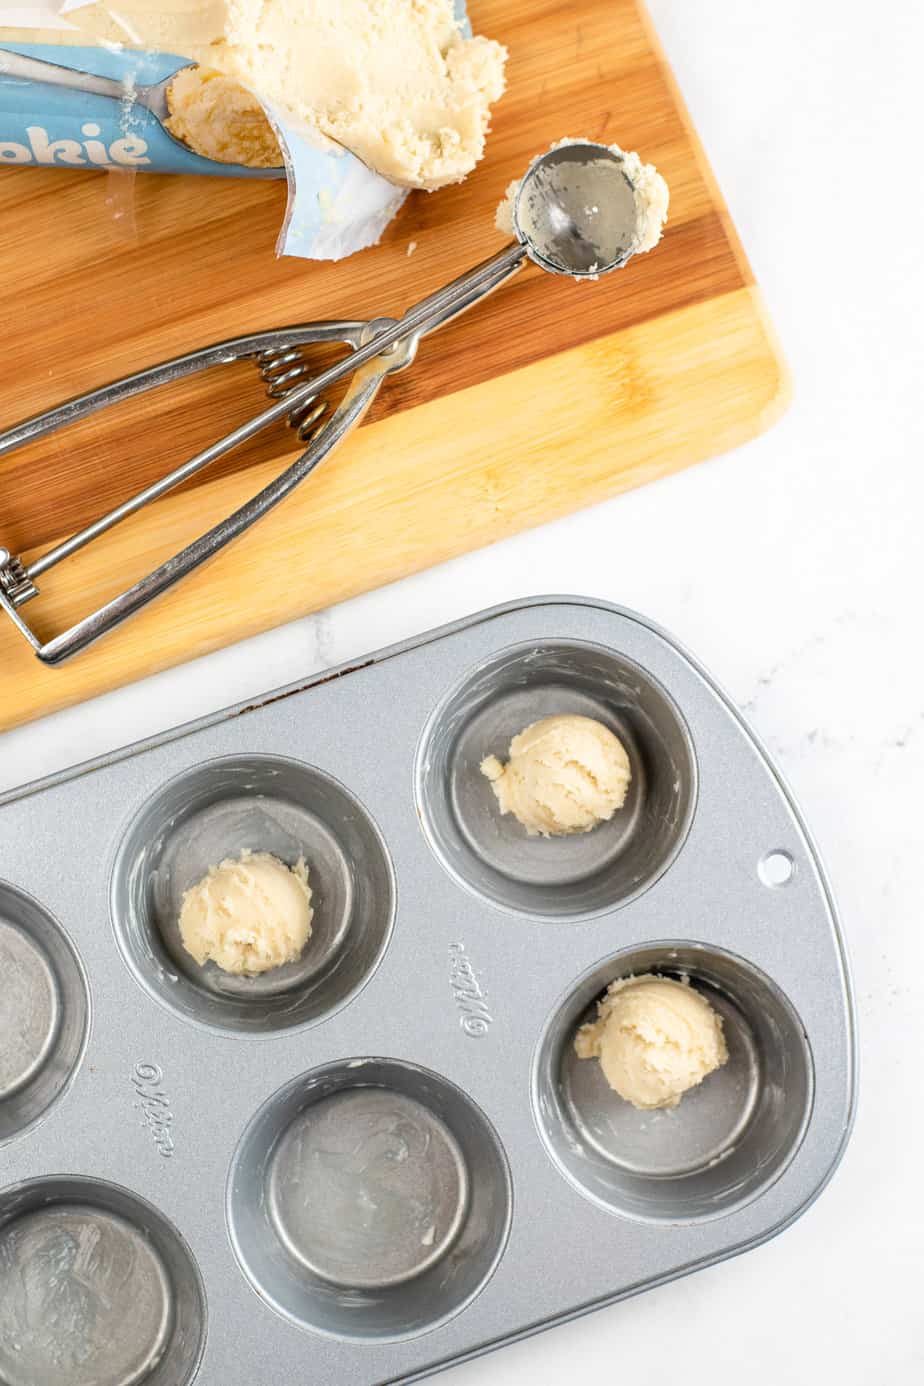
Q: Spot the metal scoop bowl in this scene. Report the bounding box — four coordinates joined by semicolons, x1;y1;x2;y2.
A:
513;140;643;276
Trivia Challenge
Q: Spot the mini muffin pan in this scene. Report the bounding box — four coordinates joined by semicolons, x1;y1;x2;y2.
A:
0;598;857;1385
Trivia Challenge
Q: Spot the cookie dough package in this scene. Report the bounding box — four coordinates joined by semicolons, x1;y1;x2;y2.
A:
1;1;504;259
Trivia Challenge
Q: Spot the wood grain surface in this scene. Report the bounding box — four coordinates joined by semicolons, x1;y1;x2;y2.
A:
0;0;788;731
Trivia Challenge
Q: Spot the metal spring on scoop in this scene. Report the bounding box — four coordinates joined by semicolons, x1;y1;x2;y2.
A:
255;344;329;442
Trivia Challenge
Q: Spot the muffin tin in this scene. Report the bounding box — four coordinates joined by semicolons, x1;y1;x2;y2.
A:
0;597;857;1385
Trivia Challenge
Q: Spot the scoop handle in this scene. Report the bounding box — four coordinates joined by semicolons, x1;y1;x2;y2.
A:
12;351;393;666
261;243;529;424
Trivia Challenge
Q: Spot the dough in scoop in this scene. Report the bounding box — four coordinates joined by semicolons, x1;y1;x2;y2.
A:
166;67;282;167
575;974;728;1110
179;849;313;975
480;714;631;836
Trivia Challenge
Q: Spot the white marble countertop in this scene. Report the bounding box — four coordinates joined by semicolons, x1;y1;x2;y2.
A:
1;1;921;1380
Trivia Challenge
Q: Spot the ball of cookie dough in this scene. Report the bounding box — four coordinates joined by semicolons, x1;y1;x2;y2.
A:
480;714;631;836
575;974;728;1110
179;849;313;975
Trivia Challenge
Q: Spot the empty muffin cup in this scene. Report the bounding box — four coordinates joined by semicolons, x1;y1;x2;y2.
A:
111;756;395;1034
533;943;814;1222
0;1176;206;1386
228;1058;512;1340
0;882;89;1147
416;641;696;917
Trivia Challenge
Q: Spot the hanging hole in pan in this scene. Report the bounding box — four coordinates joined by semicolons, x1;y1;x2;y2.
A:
759;850;795;887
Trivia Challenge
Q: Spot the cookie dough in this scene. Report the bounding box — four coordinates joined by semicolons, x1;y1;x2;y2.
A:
166;67;281;167
575;975;728;1110
495;139;669;255
480;714;631;836
178;849;313;975
69;0;507;190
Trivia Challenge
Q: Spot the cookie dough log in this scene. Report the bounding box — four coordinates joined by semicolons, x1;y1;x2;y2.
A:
70;0;507;190
480;714;631;836
575;975;728;1110
215;0;508;188
179;849;313;975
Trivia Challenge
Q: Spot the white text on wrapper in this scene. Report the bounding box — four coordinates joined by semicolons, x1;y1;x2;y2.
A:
0;122;150;167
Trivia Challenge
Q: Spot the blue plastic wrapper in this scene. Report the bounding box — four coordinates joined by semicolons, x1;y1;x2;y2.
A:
0;0;475;258
0;42;280;175
0;38;408;257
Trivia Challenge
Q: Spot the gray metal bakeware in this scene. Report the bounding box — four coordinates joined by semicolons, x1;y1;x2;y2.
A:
0;597;857;1385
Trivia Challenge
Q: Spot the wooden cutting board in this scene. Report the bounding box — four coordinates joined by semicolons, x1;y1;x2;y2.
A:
0;0;787;733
